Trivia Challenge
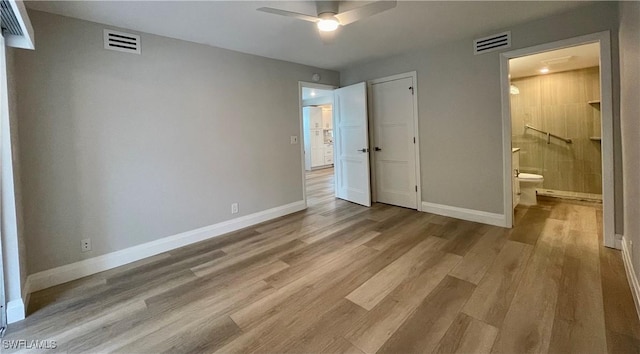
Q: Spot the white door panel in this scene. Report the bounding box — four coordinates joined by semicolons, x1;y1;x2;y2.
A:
376;161;412;206
334;82;371;207
371;77;417;209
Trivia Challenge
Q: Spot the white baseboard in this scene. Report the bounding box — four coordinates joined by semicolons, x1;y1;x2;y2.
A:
421;201;507;227
615;234;624;250
6;298;25;324
621;236;640;322
24;200;306;295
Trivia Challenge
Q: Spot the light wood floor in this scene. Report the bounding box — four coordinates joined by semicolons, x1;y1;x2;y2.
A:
305;167;335;207
6;168;640;353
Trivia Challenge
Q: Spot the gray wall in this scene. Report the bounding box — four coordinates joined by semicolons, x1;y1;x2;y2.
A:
15;10;339;273
619;2;640;277
341;2;622;228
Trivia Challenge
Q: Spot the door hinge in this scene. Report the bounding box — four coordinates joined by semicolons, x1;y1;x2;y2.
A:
415;185;418;192
409;86;414;95
413;137;416;144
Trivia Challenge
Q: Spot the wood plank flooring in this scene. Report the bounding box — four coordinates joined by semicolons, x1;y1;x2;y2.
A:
5;168;640;353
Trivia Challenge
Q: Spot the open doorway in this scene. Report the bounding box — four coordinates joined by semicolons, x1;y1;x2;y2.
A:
501;32;615;248
299;83;336;207
298;76;421;211
299;81;373;208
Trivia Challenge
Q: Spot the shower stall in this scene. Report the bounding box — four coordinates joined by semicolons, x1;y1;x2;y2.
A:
510;65;602;201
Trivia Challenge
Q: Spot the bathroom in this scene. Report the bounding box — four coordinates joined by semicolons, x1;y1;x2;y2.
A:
510;43;602;211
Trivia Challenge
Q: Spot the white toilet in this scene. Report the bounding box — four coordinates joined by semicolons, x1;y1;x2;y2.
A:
519;173;544;206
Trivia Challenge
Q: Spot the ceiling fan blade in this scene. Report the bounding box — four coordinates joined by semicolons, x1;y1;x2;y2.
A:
334;1;397;26
257;7;319;23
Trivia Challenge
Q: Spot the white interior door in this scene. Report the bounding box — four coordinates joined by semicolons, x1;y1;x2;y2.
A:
334;82;371;207
371;77;418;209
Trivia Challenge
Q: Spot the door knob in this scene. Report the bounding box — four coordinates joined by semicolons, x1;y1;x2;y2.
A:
358;148;369;153
374;147;382;151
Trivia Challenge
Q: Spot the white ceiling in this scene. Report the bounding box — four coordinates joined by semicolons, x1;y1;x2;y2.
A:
25;1;595;70
510;42;600;79
302;87;334;100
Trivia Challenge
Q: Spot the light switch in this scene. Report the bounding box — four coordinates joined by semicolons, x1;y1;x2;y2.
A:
290;136;298;144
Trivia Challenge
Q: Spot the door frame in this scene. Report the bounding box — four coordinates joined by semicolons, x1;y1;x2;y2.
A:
1;31;7;332
500;31;616;248
367;71;422;211
298;81;337;208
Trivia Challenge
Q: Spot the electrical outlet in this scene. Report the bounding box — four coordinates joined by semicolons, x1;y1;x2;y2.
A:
290;136;298;144
81;238;92;252
231;202;239;214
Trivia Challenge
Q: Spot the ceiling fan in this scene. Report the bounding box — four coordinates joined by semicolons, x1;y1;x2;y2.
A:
257;1;397;39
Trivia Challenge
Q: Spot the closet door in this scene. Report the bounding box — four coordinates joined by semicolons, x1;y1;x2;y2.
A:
370;76;417;209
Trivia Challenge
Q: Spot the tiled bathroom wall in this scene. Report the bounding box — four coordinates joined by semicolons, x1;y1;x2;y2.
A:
511;67;602;195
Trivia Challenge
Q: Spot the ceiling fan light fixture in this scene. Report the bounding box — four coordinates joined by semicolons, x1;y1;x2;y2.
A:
317;18;339;32
257;1;398;38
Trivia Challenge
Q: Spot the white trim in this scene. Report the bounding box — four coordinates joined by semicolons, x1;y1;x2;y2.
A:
6;298;25;324
500;31;616;249
621;236;640;322
367;71;422;211
500;54;513;228
25;200;306;294
421;201;506;227
4;0;35;50
0;28;25;327
10;278;32;324
412;74;422;212
298;81;337;207
615;234;624;250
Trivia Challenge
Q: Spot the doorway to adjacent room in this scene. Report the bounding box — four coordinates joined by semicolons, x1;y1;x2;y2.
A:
298;72;421;211
500;31;616;248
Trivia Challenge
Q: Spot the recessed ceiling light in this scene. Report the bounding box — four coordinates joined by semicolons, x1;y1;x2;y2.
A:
540;67;550;74
310;91;316;97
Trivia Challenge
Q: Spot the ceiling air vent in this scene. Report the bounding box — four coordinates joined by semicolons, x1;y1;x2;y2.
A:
1;0;23;36
474;31;511;55
0;0;34;49
104;29;140;54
